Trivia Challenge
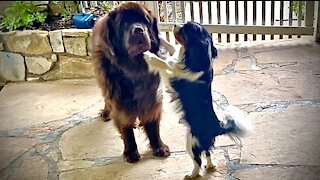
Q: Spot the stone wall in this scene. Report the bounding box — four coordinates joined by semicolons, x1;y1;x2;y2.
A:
0;29;94;82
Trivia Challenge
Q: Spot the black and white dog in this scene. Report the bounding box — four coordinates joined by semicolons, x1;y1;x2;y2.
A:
144;22;252;178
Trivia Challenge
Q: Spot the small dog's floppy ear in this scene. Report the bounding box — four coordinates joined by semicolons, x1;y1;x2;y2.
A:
92;12;116;57
211;41;218;59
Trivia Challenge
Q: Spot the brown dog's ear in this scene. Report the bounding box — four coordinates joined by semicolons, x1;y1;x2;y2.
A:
149;17;160;53
92;13;116;58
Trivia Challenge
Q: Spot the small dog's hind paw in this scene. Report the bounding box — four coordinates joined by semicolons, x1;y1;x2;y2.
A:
204;164;217;172
184;172;200;179
205;159;218;171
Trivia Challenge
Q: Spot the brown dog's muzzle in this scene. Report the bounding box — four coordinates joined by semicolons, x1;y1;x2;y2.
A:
126;23;151;57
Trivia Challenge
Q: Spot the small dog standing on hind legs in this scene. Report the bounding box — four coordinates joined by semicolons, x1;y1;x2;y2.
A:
144;22;252;178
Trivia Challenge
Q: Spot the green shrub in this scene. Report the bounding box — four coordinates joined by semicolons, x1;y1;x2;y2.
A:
98;1;115;13
292;1;305;20
51;1;77;21
1;1;47;31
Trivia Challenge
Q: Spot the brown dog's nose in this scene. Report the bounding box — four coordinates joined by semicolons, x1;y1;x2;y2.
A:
132;25;144;35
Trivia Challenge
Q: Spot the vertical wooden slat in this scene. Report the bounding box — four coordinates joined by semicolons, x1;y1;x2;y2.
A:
144;1;159;21
172;1;177;23
92;1;97;7
154;1;160;21
262;1;266;40
208;1;213;41
217;1;221;43
271;1;275;40
181;1;185;23
226;1;230;43
190;1;194;22
280;1;284;39
199;1;203;24
111;1;117;9
166;32;170;42
235;1;239;42
289;1;293;39
208;1;212;24
298;1;302;38
253;1;257;41
244;1;248;41
163;1;169;41
172;1;177;44
84;1;89;8
79;1;84;13
163;1;169;22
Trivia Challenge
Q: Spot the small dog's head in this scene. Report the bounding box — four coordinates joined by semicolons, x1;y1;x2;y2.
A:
173;22;217;60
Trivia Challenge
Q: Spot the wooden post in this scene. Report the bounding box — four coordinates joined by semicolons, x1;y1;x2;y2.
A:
138;1;159;21
305;1;315;27
316;1;320;42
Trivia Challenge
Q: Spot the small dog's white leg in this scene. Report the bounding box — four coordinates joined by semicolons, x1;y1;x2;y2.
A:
144;51;203;82
174;68;204;81
185;132;201;179
143;51;174;83
159;36;176;56
186;161;200;179
204;151;216;170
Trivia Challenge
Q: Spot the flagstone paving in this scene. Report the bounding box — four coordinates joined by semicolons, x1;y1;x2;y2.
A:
0;37;319;179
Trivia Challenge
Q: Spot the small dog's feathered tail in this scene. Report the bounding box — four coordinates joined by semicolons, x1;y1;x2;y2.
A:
219;105;253;146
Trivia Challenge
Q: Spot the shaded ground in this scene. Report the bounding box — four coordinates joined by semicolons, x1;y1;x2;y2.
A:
0;37;320;180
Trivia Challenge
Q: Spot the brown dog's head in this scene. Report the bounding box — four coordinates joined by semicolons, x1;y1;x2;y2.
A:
93;2;160;60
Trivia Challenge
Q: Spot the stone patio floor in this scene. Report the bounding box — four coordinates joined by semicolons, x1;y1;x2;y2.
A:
1;37;320;180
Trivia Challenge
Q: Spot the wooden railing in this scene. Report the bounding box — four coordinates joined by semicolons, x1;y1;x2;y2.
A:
78;1;316;44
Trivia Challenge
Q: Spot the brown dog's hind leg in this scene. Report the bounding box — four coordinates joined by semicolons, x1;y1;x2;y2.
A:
100;99;112;122
100;109;111;121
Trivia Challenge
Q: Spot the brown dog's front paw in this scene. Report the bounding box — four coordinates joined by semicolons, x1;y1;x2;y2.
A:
153;144;171;157
124;150;140;163
100;110;111;122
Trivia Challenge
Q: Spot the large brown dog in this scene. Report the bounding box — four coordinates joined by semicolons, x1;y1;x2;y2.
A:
91;2;170;163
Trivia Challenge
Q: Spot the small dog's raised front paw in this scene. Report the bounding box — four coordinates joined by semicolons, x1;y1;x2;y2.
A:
124;150;140;163
143;51;157;61
188;71;204;81
153;144;171;157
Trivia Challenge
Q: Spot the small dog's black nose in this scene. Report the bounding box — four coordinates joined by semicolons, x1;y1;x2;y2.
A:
132;26;144;35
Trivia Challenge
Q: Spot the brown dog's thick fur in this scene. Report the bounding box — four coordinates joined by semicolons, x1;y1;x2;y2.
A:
91;2;170;163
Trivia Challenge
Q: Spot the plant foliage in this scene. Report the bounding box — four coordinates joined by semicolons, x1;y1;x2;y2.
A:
1;1;47;31
292;1;305;20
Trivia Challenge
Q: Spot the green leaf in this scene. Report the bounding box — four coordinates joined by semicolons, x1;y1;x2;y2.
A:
34;12;47;23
